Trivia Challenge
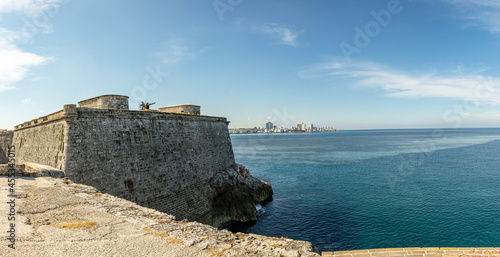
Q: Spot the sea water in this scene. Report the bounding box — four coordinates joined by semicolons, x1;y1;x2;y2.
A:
229;129;500;252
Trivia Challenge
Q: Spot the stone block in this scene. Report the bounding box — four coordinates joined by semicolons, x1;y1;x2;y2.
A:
78;95;129;110
0;131;13;164
158;104;200;115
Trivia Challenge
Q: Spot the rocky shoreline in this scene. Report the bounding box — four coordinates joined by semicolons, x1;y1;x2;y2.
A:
199;164;274;227
0;176;320;256
0;162;275;228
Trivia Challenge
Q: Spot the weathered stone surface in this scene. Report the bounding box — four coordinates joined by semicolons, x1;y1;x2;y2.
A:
0;131;13;164
0;163;64;177
158;104;201;115
200;164;273;227
0;164;24;176
238;164;274;203
322;247;500;257
77;95;129;110
0;176;318;257
13;119;68;170
24;162;65;177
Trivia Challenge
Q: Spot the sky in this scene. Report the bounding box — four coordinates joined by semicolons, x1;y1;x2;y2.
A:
2;0;500;130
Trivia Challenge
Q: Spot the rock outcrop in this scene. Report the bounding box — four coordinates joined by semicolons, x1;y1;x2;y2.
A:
203;164;273;227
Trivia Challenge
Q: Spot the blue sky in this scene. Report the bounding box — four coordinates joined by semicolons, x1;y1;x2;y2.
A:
2;0;500;130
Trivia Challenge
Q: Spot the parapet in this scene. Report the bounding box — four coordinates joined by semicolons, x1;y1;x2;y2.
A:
14;109;66;130
78;95;129;110
0;129;13;135
158;104;201;115
13;96;219;131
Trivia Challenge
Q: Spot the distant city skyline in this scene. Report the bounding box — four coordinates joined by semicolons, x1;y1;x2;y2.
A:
3;1;500;130
229;120;336;134
265;121;316;132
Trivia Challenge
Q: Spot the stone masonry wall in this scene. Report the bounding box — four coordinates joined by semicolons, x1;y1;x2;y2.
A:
158;105;201;115
13;120;69;171
78;95;129;110
0;132;13;164
64;109;235;222
11;104;271;227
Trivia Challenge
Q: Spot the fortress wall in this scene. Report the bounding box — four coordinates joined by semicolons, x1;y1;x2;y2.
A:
12;120;69;171
8;96;271;227
78;95;129;110
64;109;235;222
0;132;14;164
158;104;201;115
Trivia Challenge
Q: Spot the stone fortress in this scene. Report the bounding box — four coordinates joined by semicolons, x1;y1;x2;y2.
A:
3;95;497;256
0;95;273;227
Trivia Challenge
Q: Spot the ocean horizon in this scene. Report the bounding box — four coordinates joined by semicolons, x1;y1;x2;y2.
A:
229;128;500;252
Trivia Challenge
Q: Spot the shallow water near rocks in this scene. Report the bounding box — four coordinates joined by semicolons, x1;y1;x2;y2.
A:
229;129;500;252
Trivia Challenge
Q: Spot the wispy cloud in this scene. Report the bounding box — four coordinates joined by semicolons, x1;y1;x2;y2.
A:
155;38;208;65
445;0;500;33
260;23;302;47
0;0;60;15
0;0;60;93
299;60;500;104
468;110;500;119
0;85;16;93
0;28;52;93
22;98;31;103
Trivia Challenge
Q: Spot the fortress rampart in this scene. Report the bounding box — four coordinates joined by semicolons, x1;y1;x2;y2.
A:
77;94;129;110
0;130;13;164
1;95;272;227
158;104;201;115
63;106;235;223
13;108;69;170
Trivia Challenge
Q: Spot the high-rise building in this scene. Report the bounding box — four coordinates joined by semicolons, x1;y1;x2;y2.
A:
301;123;306;131
266;122;273;131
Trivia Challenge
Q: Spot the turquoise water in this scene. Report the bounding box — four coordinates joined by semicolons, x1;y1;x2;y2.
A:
229;129;500;252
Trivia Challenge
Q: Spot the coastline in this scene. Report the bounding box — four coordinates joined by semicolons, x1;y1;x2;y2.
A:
230;131;340;135
229;129;339;135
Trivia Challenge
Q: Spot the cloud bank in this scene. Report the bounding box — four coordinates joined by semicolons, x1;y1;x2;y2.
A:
0;0;60;93
299;60;500;105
